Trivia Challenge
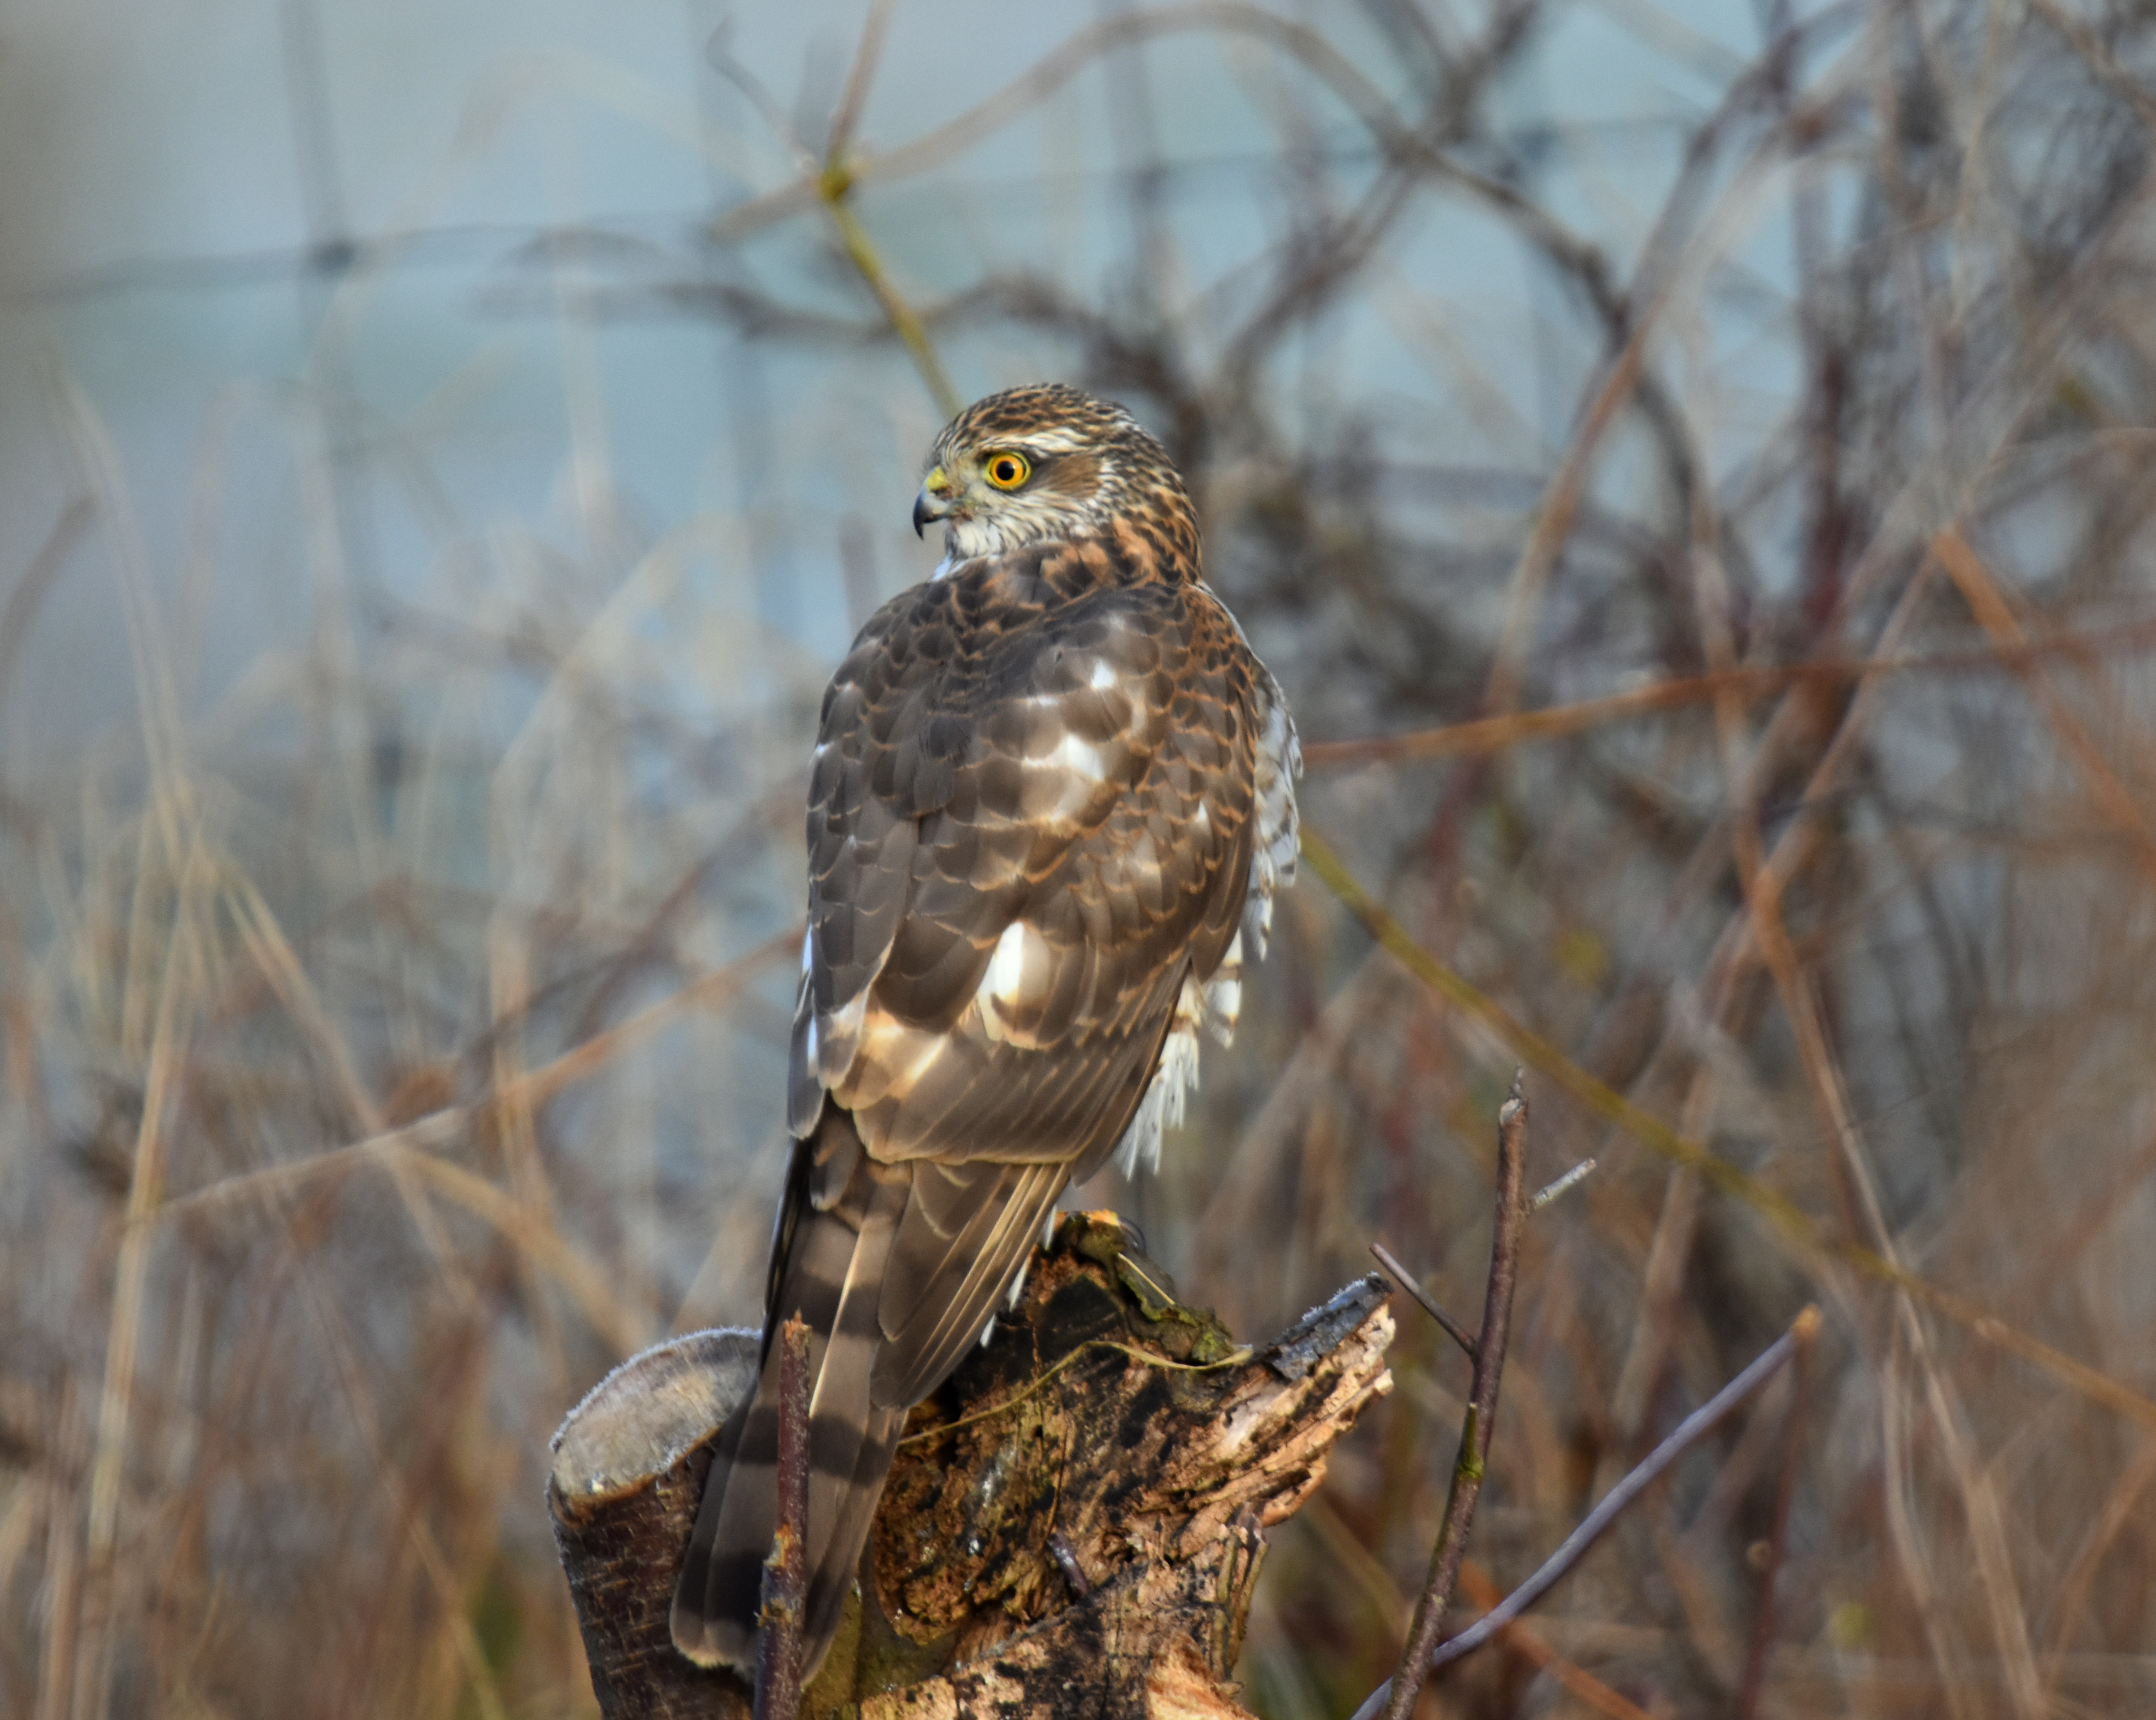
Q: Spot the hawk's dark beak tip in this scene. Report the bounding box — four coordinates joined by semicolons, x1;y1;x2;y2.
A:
911;494;932;538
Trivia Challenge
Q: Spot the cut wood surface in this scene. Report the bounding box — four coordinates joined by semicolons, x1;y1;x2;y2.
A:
549;1212;1396;1720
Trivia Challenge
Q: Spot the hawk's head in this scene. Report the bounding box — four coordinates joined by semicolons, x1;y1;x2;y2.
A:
913;383;1195;573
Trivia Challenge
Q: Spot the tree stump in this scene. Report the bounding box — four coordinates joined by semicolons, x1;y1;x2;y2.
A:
549;1212;1396;1720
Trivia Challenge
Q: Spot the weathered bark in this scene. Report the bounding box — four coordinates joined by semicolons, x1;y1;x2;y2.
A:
550;1212;1395;1720
549;1326;760;1719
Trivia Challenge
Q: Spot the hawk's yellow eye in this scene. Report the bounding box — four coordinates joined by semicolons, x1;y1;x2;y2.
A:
983;451;1031;490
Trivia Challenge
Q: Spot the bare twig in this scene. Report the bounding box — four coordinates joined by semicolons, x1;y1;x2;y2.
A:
1298;615;2156;770
1427;1308;1821;1674
732;0;955;420
754;1316;812;1720
1531;1158;1596;1211
2023;0;2156;130
1346;1314;1816;1720
709;4;1420;242
823;0;895;163
1372;1075;1531;1720
818;174;960;418
1934;525;2156;887
1370;1240;1477;1361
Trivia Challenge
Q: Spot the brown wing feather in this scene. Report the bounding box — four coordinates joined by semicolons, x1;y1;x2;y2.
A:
812;566;1257;1169
871;1158;1068;1407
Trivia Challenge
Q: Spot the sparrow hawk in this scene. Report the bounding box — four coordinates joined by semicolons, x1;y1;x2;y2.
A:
671;383;1300;1680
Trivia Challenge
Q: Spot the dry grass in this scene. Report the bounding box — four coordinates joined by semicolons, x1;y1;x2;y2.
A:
7;0;2156;1715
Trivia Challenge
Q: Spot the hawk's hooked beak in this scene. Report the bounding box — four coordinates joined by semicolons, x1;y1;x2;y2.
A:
913;466;957;538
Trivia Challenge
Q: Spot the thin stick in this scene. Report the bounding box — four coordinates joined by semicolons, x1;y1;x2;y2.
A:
1373;1076;1531;1720
810;0;958;418
1298;616;2156;771
1350;1309;1820;1720
1531;1158;1596;1211
1934;524;2156;886
823;0;894;164
754;1316;812;1720
1370;1241;1477;1361
1429;1309;1819;1673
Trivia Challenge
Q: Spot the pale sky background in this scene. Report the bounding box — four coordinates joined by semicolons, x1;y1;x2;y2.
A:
0;0;1781;753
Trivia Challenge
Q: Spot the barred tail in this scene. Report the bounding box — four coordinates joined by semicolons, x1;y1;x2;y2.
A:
670;1109;910;1680
671;1104;1072;1683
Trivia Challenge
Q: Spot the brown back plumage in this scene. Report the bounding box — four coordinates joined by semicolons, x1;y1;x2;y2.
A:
671;384;1298;1685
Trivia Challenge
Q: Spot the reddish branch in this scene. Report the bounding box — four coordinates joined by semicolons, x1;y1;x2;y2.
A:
1371;1075;1532;1720
753;1317;811;1720
1355;1072;1819;1720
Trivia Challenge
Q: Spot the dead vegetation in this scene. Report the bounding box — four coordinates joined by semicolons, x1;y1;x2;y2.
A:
6;0;2156;1716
